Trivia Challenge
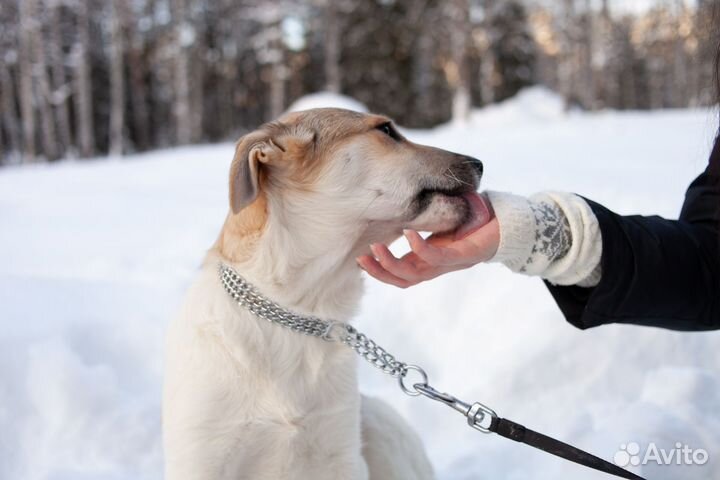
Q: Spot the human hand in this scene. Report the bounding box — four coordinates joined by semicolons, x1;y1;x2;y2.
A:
356;210;500;289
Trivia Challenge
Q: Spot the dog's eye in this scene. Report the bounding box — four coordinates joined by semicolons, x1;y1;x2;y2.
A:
376;122;401;141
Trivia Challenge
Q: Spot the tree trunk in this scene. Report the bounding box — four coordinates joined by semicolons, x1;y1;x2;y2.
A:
671;2;688;108
190;24;204;144
598;0;618;108
32;3;59;161
49;2;73;156
580;0;596;109
647;60;664;109
0;65;21;161
268;18;286;120
73;0;95;157
324;1;341;93
477;24;496;106
269;63;286;119
172;0;192;144
449;0;471;122
413;27;435;120
18;0;36;162
109;0;125;156
126;1;150;151
558;0;577;109
0;115;4;162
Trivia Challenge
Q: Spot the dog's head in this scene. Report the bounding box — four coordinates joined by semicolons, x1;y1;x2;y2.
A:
225;108;482;256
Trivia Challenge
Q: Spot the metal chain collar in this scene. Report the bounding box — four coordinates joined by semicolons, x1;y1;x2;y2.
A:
219;264;497;432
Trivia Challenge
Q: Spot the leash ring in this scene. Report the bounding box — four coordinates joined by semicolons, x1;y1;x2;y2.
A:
398;364;429;396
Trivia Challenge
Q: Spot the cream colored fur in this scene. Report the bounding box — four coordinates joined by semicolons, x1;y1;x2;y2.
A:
163;109;482;480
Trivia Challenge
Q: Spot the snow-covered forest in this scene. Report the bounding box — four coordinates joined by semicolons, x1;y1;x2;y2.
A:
0;0;718;165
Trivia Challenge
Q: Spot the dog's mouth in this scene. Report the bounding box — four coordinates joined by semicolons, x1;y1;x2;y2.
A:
411;182;490;238
414;184;471;210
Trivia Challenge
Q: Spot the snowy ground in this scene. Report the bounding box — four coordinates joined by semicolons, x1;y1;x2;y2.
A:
1;89;718;480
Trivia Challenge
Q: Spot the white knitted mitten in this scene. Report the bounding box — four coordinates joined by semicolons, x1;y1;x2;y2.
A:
486;191;602;287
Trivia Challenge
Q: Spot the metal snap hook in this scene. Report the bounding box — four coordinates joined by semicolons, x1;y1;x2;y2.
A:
466;402;497;433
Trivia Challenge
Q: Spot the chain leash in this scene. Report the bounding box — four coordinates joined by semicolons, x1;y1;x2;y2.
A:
219;264;498;432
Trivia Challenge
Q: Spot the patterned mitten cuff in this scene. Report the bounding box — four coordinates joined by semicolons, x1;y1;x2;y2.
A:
486;191;602;287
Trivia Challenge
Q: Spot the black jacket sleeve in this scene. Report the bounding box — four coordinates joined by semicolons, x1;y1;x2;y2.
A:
545;137;720;331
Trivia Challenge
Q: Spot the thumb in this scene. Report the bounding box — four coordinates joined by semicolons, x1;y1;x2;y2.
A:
453;193;494;241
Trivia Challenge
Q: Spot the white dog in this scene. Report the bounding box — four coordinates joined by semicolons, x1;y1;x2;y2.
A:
163;109;484;480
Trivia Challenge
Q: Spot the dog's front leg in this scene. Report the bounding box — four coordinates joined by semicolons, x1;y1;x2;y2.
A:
361;395;435;480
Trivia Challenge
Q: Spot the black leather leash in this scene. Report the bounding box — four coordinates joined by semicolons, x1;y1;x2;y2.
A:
489;416;646;480
412;383;646;480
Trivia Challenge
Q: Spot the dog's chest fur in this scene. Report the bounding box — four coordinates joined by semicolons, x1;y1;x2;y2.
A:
163;262;369;480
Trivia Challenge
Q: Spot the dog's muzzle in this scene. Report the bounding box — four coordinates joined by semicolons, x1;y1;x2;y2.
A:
412;154;483;216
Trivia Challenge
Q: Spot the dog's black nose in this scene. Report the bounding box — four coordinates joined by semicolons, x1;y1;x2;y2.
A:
462;155;483;178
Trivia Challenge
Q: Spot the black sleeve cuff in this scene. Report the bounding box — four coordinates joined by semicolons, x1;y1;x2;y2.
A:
543;199;630;330
545;196;720;331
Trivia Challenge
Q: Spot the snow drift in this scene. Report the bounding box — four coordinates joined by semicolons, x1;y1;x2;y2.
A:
286;91;368;113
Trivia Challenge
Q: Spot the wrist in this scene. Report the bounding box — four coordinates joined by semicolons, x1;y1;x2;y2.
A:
485;191;538;271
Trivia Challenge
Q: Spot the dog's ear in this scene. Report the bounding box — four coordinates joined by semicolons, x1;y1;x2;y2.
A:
229;129;283;214
229;123;315;214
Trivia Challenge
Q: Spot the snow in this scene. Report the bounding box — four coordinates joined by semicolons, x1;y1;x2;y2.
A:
286;91;369;113
1;88;718;480
468;86;566;125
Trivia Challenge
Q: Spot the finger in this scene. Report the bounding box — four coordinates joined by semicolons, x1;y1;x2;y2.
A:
425;231;456;247
403;229;463;266
358;254;414;288
419;220;500;263
397;250;462;280
370;243;428;283
356;255;413;288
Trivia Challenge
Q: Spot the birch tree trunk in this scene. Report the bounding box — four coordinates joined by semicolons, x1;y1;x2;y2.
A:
73;0;95;157
109;0;125;156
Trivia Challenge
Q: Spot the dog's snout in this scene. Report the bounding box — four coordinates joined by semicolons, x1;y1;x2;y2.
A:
460;155;483;178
